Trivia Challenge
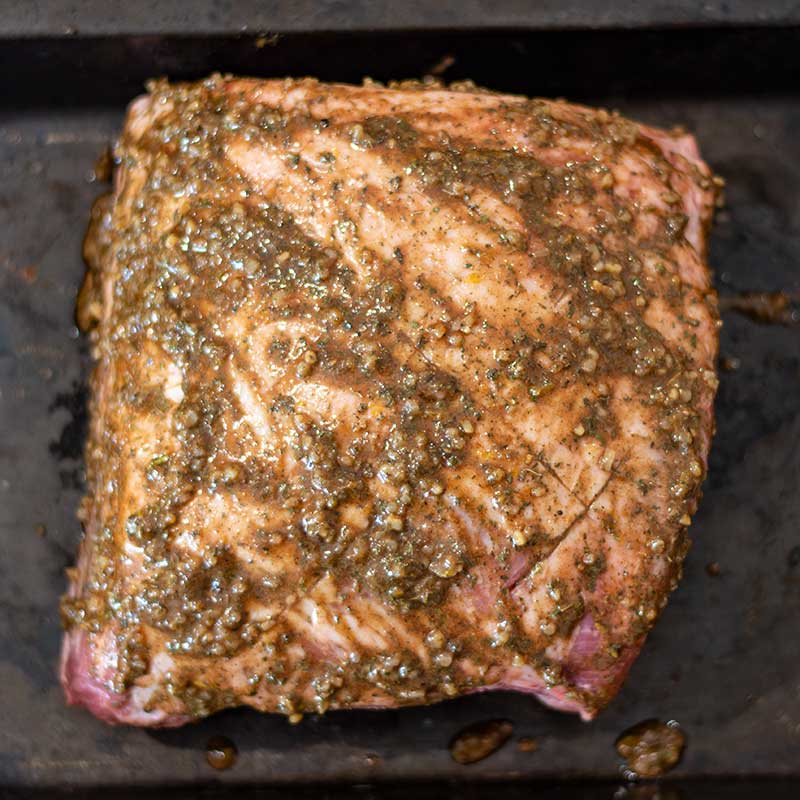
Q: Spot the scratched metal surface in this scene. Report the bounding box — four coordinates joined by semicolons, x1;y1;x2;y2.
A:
3;0;800;36
0;27;798;794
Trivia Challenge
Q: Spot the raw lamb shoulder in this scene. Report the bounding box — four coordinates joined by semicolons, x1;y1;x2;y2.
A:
61;76;719;726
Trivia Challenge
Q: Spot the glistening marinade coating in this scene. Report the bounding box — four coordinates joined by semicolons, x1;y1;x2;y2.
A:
61;76;720;726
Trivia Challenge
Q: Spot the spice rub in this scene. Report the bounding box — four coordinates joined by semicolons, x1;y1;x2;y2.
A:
61;76;719;726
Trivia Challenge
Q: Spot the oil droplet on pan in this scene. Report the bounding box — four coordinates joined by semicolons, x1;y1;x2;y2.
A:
206;735;237;770
616;719;686;778
449;719;513;765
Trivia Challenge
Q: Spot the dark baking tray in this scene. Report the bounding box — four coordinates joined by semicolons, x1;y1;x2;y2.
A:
1;21;799;799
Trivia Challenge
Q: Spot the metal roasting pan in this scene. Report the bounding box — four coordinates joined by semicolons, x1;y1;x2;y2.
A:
1;3;799;797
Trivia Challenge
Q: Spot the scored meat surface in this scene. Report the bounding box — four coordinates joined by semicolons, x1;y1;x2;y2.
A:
61;76;719;726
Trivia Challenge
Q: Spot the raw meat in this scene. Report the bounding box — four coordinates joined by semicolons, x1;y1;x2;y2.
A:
61;76;719;726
